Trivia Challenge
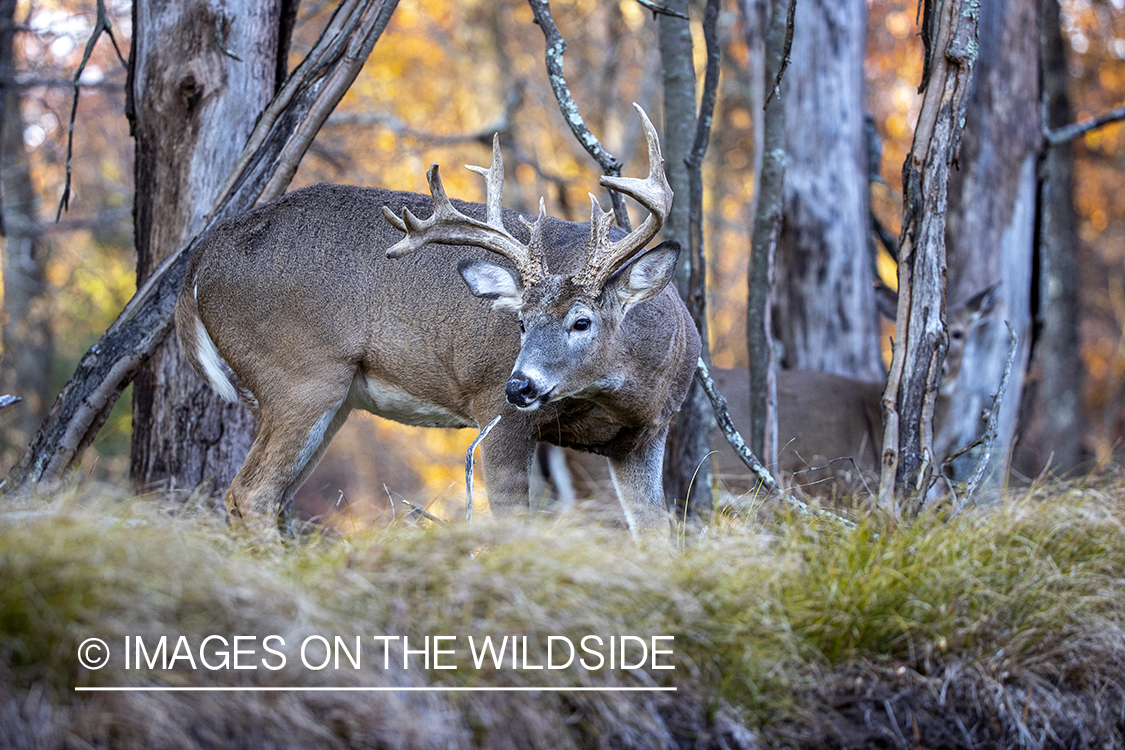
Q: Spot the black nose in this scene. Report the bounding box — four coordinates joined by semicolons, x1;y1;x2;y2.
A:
505;373;540;407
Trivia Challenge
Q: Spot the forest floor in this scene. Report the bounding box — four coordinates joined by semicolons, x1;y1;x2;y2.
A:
1;478;1124;749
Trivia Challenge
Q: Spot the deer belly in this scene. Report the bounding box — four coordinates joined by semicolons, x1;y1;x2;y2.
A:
346;372;470;429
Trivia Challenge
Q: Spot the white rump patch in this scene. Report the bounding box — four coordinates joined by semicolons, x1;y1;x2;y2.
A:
193;318;238;402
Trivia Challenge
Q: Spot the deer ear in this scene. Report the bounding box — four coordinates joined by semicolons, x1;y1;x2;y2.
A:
608;241;680;313
458;258;523;313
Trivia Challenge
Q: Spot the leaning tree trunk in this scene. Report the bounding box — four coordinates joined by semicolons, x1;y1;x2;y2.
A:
878;0;979;512
659;0;713;523
773;0;883;381
127;0;296;497
1013;0;1084;475
0;0;52;455
936;0;1038;485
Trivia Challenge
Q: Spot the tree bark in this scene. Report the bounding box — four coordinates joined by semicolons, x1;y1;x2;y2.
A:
0;0;52;456
937;0;1038;485
878;0;979;512
659;0;713;522
127;0;290;497
6;0;398;494
1014;0;1084;475
773;0;882;381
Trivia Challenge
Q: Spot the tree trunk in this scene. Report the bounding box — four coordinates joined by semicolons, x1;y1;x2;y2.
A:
1014;0;1084;475
127;0;293;497
0;0;52;455
878;0;979;512
936;0;1038;485
745;0;787;467
659;0;712;522
773;0;882;381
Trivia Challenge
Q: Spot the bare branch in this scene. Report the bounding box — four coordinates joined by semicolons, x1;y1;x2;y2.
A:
465;415;501;523
695;359;777;494
56;0;127;221
0;395;21;410
1044;104;1125;146
764;0;797;107
527;0;632;230
953;323;1018;512
632;0;689;20
400;499;448;525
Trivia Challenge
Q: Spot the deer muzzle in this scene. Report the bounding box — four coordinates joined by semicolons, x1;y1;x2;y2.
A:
506;370;552;410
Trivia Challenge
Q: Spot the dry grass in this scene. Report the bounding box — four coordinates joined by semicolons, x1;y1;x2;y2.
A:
1;480;1124;749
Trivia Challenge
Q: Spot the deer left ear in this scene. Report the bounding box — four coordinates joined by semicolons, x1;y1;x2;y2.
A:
608;241;680;313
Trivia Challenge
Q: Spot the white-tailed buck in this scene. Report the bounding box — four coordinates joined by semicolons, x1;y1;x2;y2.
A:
176;105;700;534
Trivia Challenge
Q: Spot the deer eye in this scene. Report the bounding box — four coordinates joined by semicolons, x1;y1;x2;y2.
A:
572;318;591;332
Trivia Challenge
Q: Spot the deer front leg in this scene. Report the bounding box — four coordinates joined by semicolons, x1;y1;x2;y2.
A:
478;416;535;520
608;429;672;537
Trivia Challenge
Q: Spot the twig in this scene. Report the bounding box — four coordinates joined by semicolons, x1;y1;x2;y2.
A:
695;358;777;493
1044;103;1125;146
953;323;1018;513
214;10;243;61
465;415;501;522
764;0;797;106
56;0;127;221
400;499;448;525
632;0;689;20
0;395;21;410
527;0;631;230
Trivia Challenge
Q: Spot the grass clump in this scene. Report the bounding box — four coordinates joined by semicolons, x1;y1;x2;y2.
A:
1;483;1124;748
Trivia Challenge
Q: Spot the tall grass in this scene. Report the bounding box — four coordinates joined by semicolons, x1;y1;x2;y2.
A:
1;484;1123;748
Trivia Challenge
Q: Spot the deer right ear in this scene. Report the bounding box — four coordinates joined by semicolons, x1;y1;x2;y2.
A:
458;259;523;313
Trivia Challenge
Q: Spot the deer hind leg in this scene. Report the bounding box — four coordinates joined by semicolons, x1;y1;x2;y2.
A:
608;429;672;537
224;377;353;534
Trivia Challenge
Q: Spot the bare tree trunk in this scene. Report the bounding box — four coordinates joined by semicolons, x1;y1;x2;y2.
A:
1014;0;1084;475
773;0;882;381
0;0;52;455
936;0;1038;485
659;0;712;523
878;0;979;512
127;0;295;497
745;0;787;467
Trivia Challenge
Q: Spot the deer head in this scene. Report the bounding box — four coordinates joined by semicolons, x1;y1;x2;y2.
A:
381;104;678;411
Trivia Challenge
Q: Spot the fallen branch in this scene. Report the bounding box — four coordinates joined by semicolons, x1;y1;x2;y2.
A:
695;359;777;494
527;0;632;230
465;415;501;523
400;499;448;525
6;0;400;494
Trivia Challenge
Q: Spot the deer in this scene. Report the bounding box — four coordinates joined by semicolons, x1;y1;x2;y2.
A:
175;105;700;536
543;286;998;501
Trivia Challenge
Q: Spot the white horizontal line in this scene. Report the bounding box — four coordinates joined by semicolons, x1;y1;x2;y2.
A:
75;686;676;693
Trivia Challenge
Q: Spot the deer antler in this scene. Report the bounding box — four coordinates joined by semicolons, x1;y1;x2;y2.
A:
382;134;547;288
572;104;673;296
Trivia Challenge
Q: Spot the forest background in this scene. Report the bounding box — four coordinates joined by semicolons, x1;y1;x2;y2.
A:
0;0;1123;523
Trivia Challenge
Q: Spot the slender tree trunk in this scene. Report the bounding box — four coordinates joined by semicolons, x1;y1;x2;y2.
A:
1014;0;1084;475
773;0;882;381
878;0;979;512
127;0;294;496
659;0;712;522
745;0;786;467
937;0;1038;484
0;0;52;454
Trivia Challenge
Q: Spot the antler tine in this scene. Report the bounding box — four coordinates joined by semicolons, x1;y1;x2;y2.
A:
574;104;674;295
382;135;547;287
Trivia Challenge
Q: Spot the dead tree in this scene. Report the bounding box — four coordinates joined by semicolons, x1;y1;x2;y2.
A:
877;0;980;514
